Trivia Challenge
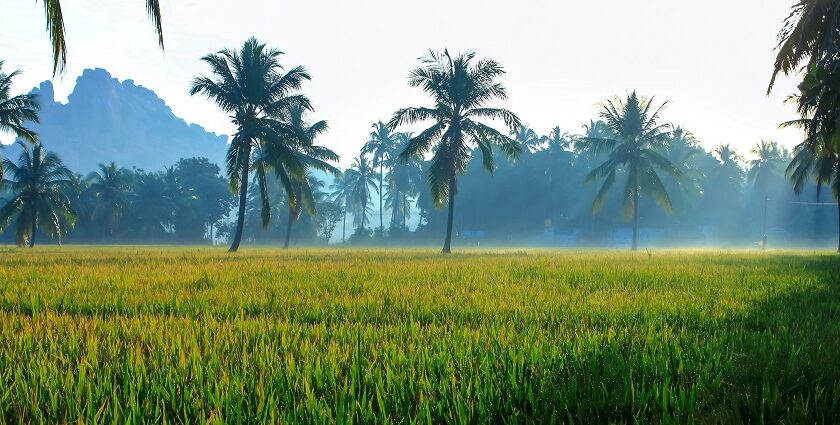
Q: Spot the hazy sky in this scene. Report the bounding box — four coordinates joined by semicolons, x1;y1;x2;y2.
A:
3;0;803;166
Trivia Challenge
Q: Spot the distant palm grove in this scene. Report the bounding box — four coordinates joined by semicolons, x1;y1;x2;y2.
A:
3;3;840;253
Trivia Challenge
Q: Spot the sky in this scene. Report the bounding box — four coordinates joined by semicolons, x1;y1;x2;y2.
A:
3;0;805;166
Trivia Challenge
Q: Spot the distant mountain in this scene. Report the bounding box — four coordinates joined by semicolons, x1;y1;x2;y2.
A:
3;68;227;173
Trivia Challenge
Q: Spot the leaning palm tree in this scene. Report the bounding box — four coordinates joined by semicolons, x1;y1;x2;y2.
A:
86;162;133;236
388;50;522;253
190;37;312;252
346;156;377;234
0;142;74;247
1;61;40;185
34;0;164;75
361;122;398;234
583;91;678;251
328;172;355;243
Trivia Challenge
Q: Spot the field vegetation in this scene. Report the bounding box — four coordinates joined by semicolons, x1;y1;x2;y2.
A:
0;247;838;422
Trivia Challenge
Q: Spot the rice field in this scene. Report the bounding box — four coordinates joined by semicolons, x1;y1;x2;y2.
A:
0;247;838;423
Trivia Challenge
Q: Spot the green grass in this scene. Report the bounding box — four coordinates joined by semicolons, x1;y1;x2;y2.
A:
0;247;838;423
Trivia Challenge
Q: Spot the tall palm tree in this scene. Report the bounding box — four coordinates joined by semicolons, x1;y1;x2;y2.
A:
747;141;788;195
346;156;377;234
34;0;164;75
1;61;40;185
190;37;312;252
132;172;171;238
747;141;787;249
328;172;355;243
388;50;522;253
0;142;74;247
660;126;704;211
362;122;398;234
583;91;678;251
386;132;423;230
86;162;133;236
254;105;339;249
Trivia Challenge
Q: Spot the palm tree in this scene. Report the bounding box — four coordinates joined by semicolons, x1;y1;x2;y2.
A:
0;142;74;247
746;141;787;249
346;156;377;234
386;132;423;230
1;61;40;185
747;141;787;195
388;50;522;253
715;144;743;168
543;126;572;152
362;122;398;234
769;0;840;93
254;105;339;249
660;126;704;211
86;162;133;236
583;91;678;251
787;140;840;252
34;0;164;75
190;37;312;252
511;125;542;153
328;172;355;243
132;172;171;238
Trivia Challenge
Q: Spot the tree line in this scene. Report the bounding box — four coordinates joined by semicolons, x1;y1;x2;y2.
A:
4;0;840;252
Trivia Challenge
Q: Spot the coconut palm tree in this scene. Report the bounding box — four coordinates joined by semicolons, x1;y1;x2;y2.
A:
660;126;704;211
346;156;377;234
362;122;398;234
34;0;164;75
86;162;133;236
542;126;572;152
769;0;840;93
190;37;312;252
253;105;338;249
511;125;542;153
747;141;788;195
131;171;171;238
0;142;74;247
386;132;423;230
715;144;743;167
583;91;678;251
388;50;522;253
1;61;40;185
328;172;355;243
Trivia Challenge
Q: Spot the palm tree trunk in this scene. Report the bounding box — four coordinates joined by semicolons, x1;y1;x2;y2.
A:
29;210;37;248
379;165;384;234
403;194;407;228
342;204;347;244
631;186;639;251
283;209;294;249
229;145;251;253
442;177;456;254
